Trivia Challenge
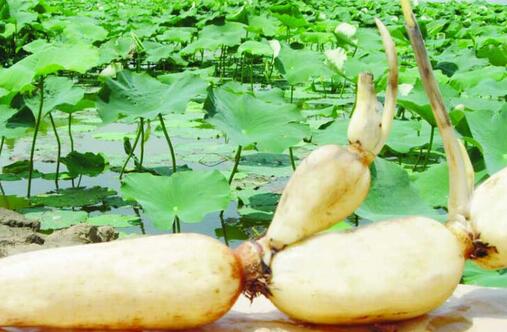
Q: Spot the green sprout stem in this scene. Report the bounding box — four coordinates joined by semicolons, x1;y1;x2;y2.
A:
48;113;61;191
158;114;177;173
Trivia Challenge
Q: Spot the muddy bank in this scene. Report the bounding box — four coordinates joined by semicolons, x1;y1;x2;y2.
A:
0;208;118;257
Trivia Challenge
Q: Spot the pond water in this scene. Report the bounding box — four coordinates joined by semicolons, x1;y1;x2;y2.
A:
0;105;285;248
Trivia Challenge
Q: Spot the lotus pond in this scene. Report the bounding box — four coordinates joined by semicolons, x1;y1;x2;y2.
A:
0;0;506;285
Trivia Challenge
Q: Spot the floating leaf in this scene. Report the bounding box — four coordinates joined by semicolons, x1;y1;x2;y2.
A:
25;210;88;230
61;151;106;177
86;214;140;228
248;192;280;213
2;160;42;179
0;195;31;210
31;187;117;208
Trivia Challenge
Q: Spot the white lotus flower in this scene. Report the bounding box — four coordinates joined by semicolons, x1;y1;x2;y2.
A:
454;104;465;111
399;83;414;96
99;63;123;79
334;22;357;38
325;48;347;72
269;39;281;58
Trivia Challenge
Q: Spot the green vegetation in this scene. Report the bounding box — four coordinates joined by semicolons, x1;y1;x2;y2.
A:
0;0;506;286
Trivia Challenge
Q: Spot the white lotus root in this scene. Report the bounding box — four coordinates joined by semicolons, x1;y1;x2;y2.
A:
0;234;243;329
470;167;507;269
234;4;504;324
263;18;398;254
401;0;507;269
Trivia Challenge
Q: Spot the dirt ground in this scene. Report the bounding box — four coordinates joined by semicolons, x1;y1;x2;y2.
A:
0;208;118;257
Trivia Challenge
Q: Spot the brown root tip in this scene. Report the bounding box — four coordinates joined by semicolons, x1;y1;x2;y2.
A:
470;236;498;260
446;220;474;258
233;241;272;301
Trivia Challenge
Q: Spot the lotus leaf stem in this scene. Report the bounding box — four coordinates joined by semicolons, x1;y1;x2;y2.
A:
27;77;44;198
48;113;61;191
228;145;242;185
119;121;143;179
158;114;177;173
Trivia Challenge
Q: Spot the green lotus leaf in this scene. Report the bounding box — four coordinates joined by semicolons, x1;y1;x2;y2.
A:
25;210;88;230
97;70;207;123
357;158;439;222
121;170;233;228
204;86;310;153
0;44;99;92
31;187;117;208
0;104;26;139
465;106;507;175
247;14;280;36
238;40;273;57
275;44;332;85
61;151;106;177
25;76;85;117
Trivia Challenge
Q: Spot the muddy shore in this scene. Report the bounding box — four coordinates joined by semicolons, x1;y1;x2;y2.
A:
0;208;119;257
